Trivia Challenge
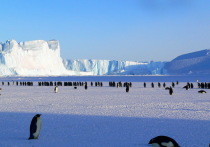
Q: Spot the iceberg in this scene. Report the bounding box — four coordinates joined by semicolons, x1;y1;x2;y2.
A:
0;40;75;76
0;39;168;76
63;59;167;75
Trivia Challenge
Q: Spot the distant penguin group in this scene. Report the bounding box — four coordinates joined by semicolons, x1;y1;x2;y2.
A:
28;114;42;140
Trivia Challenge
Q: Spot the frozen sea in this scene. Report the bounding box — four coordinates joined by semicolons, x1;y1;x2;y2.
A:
0;75;210;147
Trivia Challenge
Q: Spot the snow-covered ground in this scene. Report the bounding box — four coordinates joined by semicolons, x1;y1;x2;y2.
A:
0;76;209;147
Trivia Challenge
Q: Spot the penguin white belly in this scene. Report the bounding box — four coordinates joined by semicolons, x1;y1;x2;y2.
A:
33;117;42;138
161;141;174;147
151;143;161;147
55;87;58;93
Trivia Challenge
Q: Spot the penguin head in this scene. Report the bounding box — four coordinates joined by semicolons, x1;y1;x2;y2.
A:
35;114;41;118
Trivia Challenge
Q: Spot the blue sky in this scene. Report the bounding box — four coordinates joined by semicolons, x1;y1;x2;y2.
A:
1;0;210;61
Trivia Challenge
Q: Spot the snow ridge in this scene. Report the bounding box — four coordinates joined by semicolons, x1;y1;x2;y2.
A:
165;49;210;75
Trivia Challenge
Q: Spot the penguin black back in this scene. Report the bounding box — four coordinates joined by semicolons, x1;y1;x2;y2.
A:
28;114;42;140
144;82;146;88
198;90;207;93
169;87;173;95
84;84;88;90
126;86;129;92
151;82;154;88
149;135;180;147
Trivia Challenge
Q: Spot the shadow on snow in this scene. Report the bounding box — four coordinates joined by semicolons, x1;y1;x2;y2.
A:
0;112;209;147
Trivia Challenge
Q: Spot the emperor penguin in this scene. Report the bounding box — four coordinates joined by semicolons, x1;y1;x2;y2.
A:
84;84;88;90
169;87;173;95
126;86;129;92
148;136;180;147
198;90;207;94
28;114;42;140
54;86;58;93
144;82;146;88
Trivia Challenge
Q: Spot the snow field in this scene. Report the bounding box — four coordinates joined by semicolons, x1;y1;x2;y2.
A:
0;81;209;146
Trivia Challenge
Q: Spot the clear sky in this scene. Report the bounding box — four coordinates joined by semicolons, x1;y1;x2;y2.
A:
1;0;210;61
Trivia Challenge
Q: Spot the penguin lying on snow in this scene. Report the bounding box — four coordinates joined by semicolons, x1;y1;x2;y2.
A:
183;85;189;90
198;90;207;94
165;87;170;90
148;135;180;147
28;114;42;140
165;87;173;95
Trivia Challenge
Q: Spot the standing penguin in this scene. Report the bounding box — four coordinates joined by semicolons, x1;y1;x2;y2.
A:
126;86;129;92
54;86;58;93
158;82;161;88
144;82;146;88
169;87;173;95
163;82;166;88
28;114;42;140
84;84;88;90
148;135;180;147
151;82;154;88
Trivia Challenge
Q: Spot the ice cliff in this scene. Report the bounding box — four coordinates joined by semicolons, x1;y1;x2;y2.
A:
63;59;166;75
4;39;210;76
0;40;75;76
0;40;167;76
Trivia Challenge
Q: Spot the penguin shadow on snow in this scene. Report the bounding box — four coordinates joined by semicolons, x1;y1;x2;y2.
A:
0;112;209;146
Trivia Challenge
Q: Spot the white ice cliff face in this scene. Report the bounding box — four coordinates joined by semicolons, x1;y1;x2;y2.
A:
0;40;75;76
63;59;166;75
0;39;167;76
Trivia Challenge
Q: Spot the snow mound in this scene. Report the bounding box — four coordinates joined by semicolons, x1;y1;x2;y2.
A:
164;49;210;75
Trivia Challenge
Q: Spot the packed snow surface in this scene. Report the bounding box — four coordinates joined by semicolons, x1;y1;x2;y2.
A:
0;76;210;147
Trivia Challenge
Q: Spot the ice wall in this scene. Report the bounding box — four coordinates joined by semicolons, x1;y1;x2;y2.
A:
0;39;167;76
0;40;74;76
63;59;166;75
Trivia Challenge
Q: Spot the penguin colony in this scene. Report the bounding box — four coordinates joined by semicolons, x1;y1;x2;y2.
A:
1;80;209;146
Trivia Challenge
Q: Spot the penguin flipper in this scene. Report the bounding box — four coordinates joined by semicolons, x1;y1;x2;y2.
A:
28;117;37;139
